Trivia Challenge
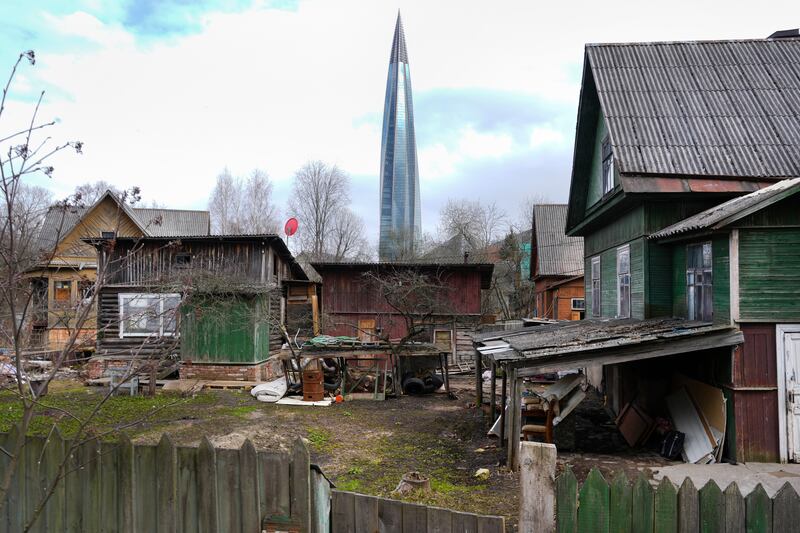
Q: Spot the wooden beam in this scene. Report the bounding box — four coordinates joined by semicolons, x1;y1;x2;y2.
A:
475;350;483;407
730;229;739;324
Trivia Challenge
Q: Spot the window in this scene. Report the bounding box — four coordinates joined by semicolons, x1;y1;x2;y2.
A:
433;330;453;352
175;253;192;268
78;280;94;303
617;245;631;318
687;243;713;321
591;256;601;317
101;231;116;239
119;293;181;338
571;298;586;311
54;280;71;302
602;135;614;195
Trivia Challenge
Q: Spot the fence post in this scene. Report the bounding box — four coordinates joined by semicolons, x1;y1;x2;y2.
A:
518;441;557;533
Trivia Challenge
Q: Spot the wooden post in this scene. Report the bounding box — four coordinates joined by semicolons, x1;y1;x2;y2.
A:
518;441;557;533
149;365;156;397
500;369;507;457
490;361;497;423
475;349;483;407
508;368;522;470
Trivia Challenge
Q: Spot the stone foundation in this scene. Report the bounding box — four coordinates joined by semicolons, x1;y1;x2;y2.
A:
84;357;138;380
179;357;283;382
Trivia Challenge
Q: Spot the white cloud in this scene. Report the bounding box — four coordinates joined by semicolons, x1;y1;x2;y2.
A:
530;126;566;149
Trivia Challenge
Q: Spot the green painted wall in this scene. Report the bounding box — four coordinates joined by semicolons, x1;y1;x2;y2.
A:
672;246;687;318
586;114;610;211
584;206;645;257
732;194;800;227
181;295;271;364
585;237;645;319
645;241;673;318
739;228;800;321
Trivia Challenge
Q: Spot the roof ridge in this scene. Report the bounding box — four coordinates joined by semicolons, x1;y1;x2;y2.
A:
133;207;209;214
586;37;800;47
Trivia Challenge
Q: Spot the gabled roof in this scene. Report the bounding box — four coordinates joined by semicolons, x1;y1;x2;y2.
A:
37;191;210;252
588;38;800;179
567;36;800;233
651;176;800;239
532;204;583;277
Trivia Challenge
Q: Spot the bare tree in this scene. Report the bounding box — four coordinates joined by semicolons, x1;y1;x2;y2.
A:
328;207;369;261
288;160;350;259
73;180;121;204
514;193;550;233
438;199;507;252
208;168;279;234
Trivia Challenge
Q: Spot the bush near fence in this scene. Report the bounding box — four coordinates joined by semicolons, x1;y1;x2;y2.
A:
556;467;800;533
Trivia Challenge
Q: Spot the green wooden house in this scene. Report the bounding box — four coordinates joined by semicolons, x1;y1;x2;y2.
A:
562;35;800;463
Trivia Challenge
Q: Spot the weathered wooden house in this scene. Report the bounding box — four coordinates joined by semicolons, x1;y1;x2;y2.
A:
529;204;584;320
476;34;800;467
28;191;209;350
87;234;308;381
311;261;493;364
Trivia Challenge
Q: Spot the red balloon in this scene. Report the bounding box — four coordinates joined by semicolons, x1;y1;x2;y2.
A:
284;218;299;237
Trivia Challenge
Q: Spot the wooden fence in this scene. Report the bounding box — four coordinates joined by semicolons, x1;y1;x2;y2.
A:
556;468;800;533
0;428;316;533
331;490;506;533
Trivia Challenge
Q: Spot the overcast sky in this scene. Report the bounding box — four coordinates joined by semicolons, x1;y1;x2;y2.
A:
2;0;796;245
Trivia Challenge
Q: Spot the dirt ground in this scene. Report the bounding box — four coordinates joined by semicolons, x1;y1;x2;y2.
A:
0;375;679;528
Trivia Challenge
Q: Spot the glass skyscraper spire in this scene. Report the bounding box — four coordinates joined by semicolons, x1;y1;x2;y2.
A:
378;12;421;260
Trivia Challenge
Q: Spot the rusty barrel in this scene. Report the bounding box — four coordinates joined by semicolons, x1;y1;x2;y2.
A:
302;369;324;401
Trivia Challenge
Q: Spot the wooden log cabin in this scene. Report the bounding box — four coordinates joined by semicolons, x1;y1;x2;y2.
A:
85;234;310;381
27;190;209;351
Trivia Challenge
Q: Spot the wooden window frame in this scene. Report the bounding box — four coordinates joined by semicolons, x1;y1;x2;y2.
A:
686;242;713;322
432;329;454;352
617;244;631;319
591;256;601;317
571;298;585;311
601;135;614;195
119;293;181;338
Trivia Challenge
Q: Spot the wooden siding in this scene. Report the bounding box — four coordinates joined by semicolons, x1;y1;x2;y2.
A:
56;196;143;262
181;295;273;364
586;238;644;319
645;241;673;318
672;245;687;317
712;235;730;324
739;228;800;321
584;206;644;257
731;193;800;227
585;113;610;211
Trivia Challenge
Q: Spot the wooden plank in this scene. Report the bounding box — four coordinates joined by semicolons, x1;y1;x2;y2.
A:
519;441;557;532
197;437;218;533
677;478;699;533
24;435;44;533
82;438;102;533
176;446;199;533
291;438;311;530
476;515;505;533
402;503;427;533
451;511;479;533
332;491;356;533
118;435;134;533
64;437;83;533
722;483;744;533
134;443;157;533
353;493;379;533
311;468;332;533
556;467;578;533
216;447;242;533
427;506;453;533
744;483;770;533
632;475;655;533
698;481;724;533
577;468;610;533
239;440;260;533
156;434;177;533
654;478;677;533
99;440;120;533
609;471;632;533
259;451;290;518
378;497;403;533
772;483;800;533
43;429;66;533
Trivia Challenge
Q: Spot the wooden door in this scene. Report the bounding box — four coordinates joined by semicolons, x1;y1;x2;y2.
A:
782;328;800;461
357;319;376;342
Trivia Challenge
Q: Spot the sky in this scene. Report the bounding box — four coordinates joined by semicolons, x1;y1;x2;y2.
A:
1;0;797;247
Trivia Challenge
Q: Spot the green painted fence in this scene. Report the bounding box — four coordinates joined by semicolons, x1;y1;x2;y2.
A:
556;468;800;533
0;428;316;533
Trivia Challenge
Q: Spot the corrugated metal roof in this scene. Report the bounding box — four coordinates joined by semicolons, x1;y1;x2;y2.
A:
532;204;584;277
587;38;800;179
651;176;800;239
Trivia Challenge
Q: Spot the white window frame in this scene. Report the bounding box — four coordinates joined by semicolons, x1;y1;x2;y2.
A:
602;135;614;195
119;293;180;338
686;242;713;322
617;245;631;319
591;256;601;317
571;298;586;311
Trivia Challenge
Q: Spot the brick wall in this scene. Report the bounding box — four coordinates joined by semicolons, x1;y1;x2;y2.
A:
180;357;283;382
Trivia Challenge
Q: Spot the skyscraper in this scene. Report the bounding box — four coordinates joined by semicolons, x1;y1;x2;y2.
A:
378;12;421;260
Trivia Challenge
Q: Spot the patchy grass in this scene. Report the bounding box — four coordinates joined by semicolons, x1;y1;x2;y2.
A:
306;426;334;453
219;405;260;419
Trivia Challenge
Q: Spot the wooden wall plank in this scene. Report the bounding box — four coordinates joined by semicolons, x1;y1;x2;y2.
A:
451;511;478;533
610;472;632;533
353;493;379;533
176;446;199;533
654;478;677;533
698;481;724;533
259;451;290;519
744;484;770;533
291;439;311;530
677;478;699;533
577;469;610;533
723;483;744;533
556;467;578;533
402;503;427;533
197;437;218;533
632;475;655;533
476;515;506;533
156;435;177;533
239;440;260;533
427;506;453;533
378;497;403;533
215;447;242;533
134;444;157;533
99;441;120;533
332;491;356;533
772;483;800;533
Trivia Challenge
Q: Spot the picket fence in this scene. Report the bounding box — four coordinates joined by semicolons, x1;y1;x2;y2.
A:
0;428;319;533
556;468;800;533
331;490;506;533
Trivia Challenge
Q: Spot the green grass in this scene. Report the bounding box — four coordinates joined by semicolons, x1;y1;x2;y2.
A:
306;427;334;453
219;405;260;419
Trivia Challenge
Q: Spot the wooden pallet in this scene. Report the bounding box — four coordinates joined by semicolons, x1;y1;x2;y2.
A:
199;380;260;390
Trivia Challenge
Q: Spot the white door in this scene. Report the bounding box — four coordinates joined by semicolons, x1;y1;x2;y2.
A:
778;326;800;462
